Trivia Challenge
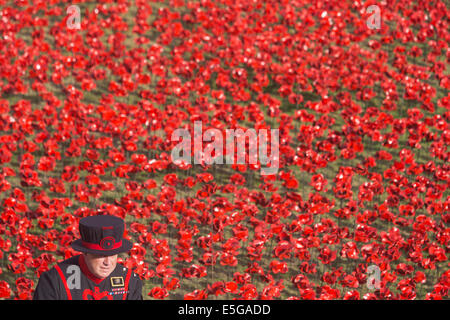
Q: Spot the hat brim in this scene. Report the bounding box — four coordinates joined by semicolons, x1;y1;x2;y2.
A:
71;238;133;256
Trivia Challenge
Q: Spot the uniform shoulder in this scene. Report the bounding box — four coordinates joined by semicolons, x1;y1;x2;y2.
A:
116;263;142;282
38;266;59;280
131;270;143;283
52;255;81;272
113;264;143;300
59;255;80;266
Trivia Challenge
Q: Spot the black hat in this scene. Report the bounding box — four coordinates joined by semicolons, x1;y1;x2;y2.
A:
71;215;133;256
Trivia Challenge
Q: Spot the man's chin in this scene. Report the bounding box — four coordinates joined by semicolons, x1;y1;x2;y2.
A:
97;270;112;278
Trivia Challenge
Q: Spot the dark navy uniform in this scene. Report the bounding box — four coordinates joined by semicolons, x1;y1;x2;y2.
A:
33;215;143;300
33;254;142;300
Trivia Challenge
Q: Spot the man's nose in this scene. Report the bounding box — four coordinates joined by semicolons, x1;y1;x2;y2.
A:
103;256;111;265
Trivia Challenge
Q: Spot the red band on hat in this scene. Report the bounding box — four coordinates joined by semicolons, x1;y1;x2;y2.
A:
82;240;122;251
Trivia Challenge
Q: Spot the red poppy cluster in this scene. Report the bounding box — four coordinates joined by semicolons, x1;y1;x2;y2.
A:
0;0;449;300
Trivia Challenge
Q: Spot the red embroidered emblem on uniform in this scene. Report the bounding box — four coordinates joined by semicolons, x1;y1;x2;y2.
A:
83;287;113;300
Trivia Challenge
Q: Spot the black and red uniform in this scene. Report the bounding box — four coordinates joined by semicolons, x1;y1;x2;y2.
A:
33;215;143;300
33;254;142;300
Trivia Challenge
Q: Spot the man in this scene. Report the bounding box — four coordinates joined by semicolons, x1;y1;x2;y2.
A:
33;215;143;300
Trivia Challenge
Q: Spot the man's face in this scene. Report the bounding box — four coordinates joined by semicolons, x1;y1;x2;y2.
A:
84;253;118;278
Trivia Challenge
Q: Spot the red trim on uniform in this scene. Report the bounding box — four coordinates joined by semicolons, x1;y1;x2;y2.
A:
122;269;132;300
54;265;72;300
79;254;105;285
82;240;122;251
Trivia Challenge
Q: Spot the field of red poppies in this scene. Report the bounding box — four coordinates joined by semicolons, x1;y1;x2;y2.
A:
0;0;449;300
